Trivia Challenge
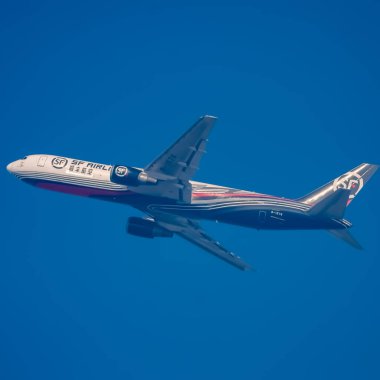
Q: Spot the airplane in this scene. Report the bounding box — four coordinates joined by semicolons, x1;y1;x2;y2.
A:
6;116;379;270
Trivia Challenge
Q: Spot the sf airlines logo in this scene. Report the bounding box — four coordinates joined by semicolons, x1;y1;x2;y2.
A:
333;171;363;199
52;157;68;169
115;166;128;177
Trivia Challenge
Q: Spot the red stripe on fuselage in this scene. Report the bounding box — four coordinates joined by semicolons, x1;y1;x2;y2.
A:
192;192;292;201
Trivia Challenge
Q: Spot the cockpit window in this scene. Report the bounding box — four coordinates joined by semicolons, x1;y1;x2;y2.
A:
22;156;28;160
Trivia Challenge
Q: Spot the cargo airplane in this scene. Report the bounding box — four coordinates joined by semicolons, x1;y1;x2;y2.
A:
7;116;379;270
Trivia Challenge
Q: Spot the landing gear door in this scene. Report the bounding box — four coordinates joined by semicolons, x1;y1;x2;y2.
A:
37;156;47;167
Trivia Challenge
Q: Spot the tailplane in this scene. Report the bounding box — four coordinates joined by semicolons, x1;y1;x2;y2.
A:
298;163;379;207
327;229;363;250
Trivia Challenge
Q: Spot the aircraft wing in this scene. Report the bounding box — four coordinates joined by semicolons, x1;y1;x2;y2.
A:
145;115;217;182
153;214;251;271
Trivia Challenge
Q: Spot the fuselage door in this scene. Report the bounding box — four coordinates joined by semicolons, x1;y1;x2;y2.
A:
37;156;47;167
259;210;266;223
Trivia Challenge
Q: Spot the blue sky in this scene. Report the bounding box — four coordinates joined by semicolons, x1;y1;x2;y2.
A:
1;1;379;379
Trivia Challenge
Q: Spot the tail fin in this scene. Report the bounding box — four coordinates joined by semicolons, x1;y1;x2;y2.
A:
308;188;351;219
298;163;379;207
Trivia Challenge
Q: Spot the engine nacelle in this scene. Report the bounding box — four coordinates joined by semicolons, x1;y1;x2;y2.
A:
111;165;157;186
127;217;173;239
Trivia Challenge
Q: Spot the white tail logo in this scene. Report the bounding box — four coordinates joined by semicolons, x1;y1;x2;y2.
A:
333;172;363;199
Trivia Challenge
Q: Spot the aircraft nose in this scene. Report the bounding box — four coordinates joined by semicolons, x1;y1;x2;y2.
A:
6;160;21;173
6;161;15;173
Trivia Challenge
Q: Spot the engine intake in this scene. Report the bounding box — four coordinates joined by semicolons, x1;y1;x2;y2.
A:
111;165;157;186
127;217;173;238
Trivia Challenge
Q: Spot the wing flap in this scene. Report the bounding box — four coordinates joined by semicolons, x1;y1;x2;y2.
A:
178;227;252;271
154;214;252;271
125;116;216;203
145;115;216;182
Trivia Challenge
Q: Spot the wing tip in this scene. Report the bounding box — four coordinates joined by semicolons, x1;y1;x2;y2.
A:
240;263;254;272
202;115;218;120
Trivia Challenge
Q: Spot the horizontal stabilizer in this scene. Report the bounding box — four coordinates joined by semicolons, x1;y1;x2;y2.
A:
308;188;351;219
328;229;363;250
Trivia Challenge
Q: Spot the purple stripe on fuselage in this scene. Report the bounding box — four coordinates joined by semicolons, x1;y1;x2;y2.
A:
23;178;131;197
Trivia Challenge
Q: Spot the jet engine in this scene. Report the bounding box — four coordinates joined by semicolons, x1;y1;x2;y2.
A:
127;217;173;238
111;165;157;186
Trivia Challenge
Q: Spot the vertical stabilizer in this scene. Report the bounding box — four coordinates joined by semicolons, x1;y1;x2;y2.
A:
307;188;351;219
298;163;378;206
